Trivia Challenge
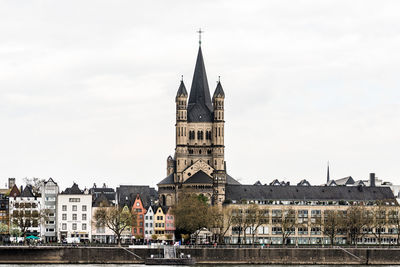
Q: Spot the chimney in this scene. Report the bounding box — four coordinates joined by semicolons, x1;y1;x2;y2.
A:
8;178;15;189
370;173;376;187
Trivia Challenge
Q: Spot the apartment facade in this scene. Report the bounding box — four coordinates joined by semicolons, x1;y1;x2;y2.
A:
223;178;398;245
9;186;42;237
131;194;146;239
57;183;92;243
144;206;155;241
40;178;59;242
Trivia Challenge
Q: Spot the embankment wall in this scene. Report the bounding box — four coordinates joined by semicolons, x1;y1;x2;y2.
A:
0;246;400;264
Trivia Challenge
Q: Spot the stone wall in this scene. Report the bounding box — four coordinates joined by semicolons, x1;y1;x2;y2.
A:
1;246;400;264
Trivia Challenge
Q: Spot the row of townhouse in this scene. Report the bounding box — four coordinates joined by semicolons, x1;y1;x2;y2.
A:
131;194;175;242
0;177;161;243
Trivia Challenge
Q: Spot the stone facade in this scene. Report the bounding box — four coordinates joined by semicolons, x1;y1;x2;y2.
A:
158;44;238;207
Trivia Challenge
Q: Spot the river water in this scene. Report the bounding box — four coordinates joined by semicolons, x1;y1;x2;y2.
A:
3;265;400;267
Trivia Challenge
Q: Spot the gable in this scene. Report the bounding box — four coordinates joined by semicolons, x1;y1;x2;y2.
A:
183;159;214;182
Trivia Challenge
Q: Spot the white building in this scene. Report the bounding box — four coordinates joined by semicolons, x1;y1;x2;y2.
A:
57;183;92;243
144;205;155;241
9;186;43;238
40;178;59;242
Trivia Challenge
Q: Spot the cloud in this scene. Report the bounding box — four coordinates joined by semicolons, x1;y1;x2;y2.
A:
0;0;399;190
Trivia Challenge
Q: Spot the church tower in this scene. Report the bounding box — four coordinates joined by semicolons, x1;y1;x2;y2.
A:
157;35;239;207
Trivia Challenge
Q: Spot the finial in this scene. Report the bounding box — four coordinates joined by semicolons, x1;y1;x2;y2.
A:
218;76;221;82
197;28;204;46
181;75;183;82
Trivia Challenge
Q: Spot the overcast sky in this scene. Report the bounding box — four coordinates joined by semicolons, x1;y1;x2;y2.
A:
1;0;399;190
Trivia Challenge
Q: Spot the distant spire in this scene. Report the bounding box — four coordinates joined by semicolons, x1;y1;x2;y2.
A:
327;161;330;183
197;28;204;46
213;79;225;101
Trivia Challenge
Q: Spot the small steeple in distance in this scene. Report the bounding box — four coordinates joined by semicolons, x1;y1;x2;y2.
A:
176;76;188;100
327;161;330;183
213;77;225;101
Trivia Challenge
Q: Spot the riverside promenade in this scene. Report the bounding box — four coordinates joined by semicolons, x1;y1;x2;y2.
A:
1;245;400;264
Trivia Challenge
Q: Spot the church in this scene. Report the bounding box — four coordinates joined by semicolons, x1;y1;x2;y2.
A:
157;41;240;207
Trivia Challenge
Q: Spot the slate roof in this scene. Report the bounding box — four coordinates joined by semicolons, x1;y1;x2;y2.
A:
184;171;213;184
334;176;355;186
9;185;20;198
187;46;213;122
212;81;225;100
225;184;396;202
116;185;158;209
227;174;241;185
93;193;113;207
90;185;116;202
176;80;188;99
20;186;35;198
158;173;174;185
61;183;83;194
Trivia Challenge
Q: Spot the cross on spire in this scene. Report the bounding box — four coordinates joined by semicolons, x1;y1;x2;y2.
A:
197;28;204;46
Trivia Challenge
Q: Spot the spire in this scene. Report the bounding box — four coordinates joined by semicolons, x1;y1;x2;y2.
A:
187;46;213;122
213;79;225;101
327;162;330;183
176;79;188;100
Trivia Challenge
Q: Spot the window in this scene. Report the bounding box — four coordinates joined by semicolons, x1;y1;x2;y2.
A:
136;202;140;206
72;205;77;211
82;223;87;230
62;214;67;220
62;223;67;230
69;198;80;202
72;214;77;220
82;214;87;220
82;205;87;211
62;205;67;211
72;223;77;230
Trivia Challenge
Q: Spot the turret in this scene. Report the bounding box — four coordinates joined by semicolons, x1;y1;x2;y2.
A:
167;155;175;176
212;80;225;170
175;79;188;146
175;79;188;180
212;80;226;206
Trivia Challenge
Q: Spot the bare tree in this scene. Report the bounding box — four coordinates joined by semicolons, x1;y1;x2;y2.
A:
94;205;135;246
23;177;45;195
321;210;345;246
388;207;400;245
209;205;235;244
344;206;369;245
371;201;388;246
280;207;299;245
246;205;269;245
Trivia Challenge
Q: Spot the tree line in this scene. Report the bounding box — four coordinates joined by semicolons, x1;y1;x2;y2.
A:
172;196;400;246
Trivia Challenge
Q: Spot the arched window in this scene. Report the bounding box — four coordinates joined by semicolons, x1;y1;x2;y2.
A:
199;150;202;154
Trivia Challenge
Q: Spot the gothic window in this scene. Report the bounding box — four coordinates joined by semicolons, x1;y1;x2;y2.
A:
199;150;202;154
197;131;204;140
207;149;211;154
218;127;220;137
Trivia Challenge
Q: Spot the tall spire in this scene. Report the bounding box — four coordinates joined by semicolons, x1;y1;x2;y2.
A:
327;161;330;183
187;45;213;122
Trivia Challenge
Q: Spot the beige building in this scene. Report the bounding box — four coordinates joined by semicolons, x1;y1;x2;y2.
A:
223;176;399;245
157;42;239;206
